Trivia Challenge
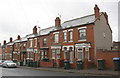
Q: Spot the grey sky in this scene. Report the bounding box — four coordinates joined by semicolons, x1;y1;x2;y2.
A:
0;0;119;45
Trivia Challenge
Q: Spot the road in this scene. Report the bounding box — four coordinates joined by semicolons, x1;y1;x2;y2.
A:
1;67;85;76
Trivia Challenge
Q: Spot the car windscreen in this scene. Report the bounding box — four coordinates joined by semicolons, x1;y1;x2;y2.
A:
4;61;14;63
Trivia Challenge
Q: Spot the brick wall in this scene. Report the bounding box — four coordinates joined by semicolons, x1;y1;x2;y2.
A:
97;50;120;69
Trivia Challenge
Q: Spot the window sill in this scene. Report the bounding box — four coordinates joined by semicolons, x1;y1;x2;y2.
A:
63;41;67;43
68;41;73;42
70;62;73;64
78;39;86;42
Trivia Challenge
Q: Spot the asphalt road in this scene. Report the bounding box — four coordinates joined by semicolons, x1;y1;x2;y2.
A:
1;67;84;76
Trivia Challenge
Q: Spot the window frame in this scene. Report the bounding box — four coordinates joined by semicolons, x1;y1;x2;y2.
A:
78;28;86;41
54;34;59;43
69;31;73;42
77;48;83;60
43;38;47;46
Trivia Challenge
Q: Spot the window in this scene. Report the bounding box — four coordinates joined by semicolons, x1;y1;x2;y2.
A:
29;52;33;58
78;28;86;40
52;49;55;59
23;43;26;50
41;51;44;60
54;34;59;43
34;38;37;47
43;38;47;46
63;32;67;42
85;48;90;60
64;47;67;59
69;31;73;41
69;47;73;63
78;48;83;60
30;40;32;47
16;43;18;49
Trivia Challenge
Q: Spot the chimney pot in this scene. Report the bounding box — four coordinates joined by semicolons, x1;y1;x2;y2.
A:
18;35;21;40
3;40;6;45
55;17;61;27
10;37;13;42
94;4;100;20
33;25;37;34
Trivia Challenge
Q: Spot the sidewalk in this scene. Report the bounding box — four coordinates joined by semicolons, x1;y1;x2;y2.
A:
18;66;120;76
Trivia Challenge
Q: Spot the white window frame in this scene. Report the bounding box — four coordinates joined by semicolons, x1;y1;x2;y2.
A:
85;48;91;61
78;28;86;41
63;32;67;42
54;34;59;43
52;49;55;59
69;31;73;42
69;47;73;63
43;38;47;46
29;39;33;48
34;38;37;47
77;48;83;60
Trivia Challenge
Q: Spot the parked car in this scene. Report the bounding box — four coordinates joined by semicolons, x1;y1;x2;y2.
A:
0;60;4;67
2;60;17;68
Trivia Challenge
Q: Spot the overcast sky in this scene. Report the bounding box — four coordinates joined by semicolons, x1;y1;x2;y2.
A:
0;0;119;45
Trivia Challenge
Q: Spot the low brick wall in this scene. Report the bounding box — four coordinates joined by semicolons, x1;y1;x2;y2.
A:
40;61;53;68
97;50;120;69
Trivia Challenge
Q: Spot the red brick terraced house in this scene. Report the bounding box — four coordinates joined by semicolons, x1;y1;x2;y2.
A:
4;37;14;60
1;40;7;60
26;26;39;63
35;4;112;68
1;4;113;69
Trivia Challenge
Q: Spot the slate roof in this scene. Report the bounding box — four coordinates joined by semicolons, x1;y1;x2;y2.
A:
6;13;97;43
6;42;14;46
61;14;95;28
38;14;96;36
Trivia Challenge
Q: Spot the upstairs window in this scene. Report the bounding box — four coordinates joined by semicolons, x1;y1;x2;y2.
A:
78;28;86;40
30;40;32;47
63;32;67;42
69;31;73;41
43;38;47;46
34;38;37;47
54;34;59;43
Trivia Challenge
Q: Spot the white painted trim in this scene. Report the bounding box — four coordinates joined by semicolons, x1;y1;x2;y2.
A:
62;45;74;51
34;38;37;40
77;47;84;60
68;40;73;42
29;39;33;40
63;30;67;32
78;39;86;42
53;32;59;34
78;26;87;30
68;29;73;31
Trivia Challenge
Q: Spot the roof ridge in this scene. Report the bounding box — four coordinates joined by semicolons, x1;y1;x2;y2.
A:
63;14;95;24
40;26;54;31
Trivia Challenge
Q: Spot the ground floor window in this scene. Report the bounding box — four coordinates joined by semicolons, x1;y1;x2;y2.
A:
63;47;67;59
29;52;33;58
85;48;90;60
78;48;83;60
41;50;48;60
52;49;55;59
69;47;73;63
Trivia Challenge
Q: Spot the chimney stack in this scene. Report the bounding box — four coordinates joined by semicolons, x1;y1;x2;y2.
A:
94;4;100;20
3;40;6;45
55;17;61;27
10;37;13;42
104;12;109;25
33;26;37;34
17;35;21;40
